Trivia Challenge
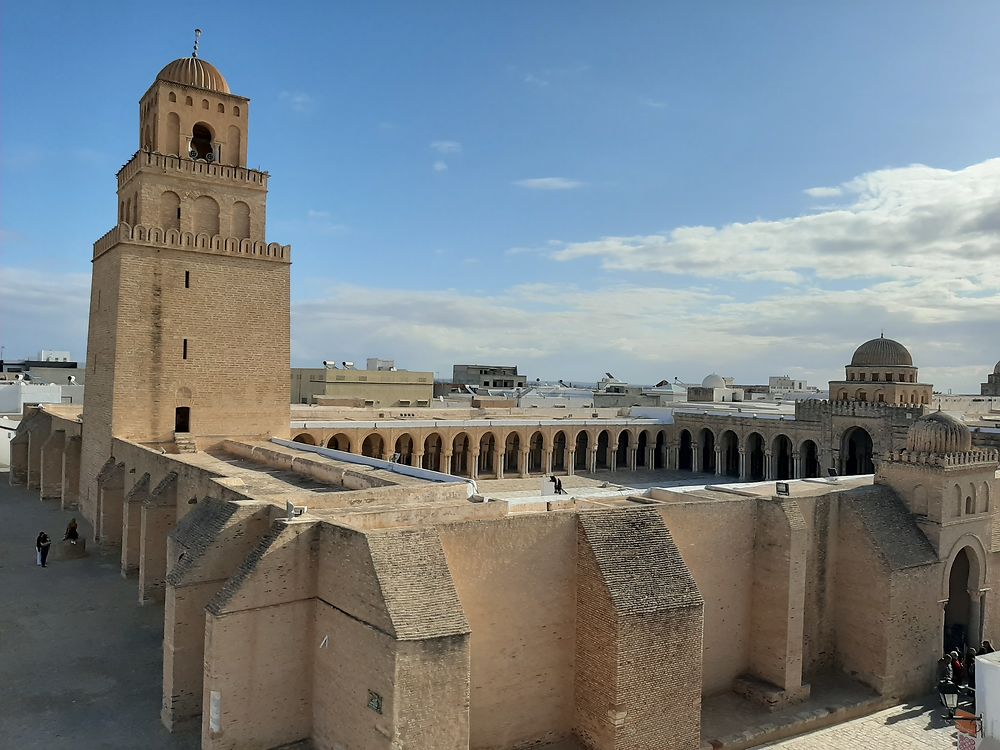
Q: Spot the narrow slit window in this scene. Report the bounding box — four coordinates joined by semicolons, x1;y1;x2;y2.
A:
184;271;190;288
182;338;188;359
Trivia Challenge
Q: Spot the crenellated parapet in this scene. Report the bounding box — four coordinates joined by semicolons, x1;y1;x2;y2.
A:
882;447;999;470
117;150;268;190
93;222;290;263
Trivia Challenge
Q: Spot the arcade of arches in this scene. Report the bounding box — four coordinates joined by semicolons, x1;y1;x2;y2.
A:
289;422;834;482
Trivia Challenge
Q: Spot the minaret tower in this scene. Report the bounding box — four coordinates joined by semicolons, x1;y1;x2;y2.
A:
81;36;291;522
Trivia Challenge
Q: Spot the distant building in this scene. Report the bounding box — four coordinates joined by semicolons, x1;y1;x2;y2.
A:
687;373;744;403
1;351;86;385
769;375;808;392
983;360;1000;396
452;364;526;389
291;361;434;407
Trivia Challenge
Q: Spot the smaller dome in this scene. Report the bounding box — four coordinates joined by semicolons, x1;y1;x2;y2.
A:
702;373;726;389
156;56;230;93
906;411;971;454
850;335;913;368
994;360;1000;375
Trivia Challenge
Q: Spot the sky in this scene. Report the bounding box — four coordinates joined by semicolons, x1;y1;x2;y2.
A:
2;1;1000;392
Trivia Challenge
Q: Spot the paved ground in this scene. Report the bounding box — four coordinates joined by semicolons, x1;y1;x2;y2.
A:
757;699;959;749
476;467;721;501
0;473;198;749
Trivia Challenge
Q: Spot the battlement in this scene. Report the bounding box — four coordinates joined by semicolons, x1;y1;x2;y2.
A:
795;399;925;422
93;222;290;264
883;447;1000;470
116;150;268;190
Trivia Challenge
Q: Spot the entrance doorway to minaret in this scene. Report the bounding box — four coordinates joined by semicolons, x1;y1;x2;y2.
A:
841;427;874;475
944;547;982;653
174;406;190;432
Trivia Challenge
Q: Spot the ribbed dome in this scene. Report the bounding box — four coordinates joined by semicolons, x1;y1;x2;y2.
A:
906;411;971;454
850;336;913;367
156;57;230;93
994;360;1000;375
702;373;726;389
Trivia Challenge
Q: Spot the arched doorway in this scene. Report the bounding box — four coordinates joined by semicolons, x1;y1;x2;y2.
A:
362;433;384;459
575;431;589;471
944;547;983;653
552;431;567;471
503;433;520;473
292;433;315;445
842;427;874;475
423;433;443;471
700;428;716;474
773;434;793;480
394;434;414;465
479;433;496;476
615;432;629;470
596;430;611;470
452;433;470;476
190;122;215;160
721;430;739;477
326;433;350;452
746;433;765;481
528;432;544;473
636;430;648;468
654;430;665;469
801;440;820;478
679;430;692;471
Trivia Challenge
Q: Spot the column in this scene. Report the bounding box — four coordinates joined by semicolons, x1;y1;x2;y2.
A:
588;449;597;473
764;450;773;480
543;449;553;475
739;449;747;480
441;451;453;475
494;448;503;479
668;445;678;470
714;447;723;476
520;450;529;478
610;451;618;472
692;442;700;473
628;447;637;471
567;450;576;476
470;450;480;479
413;451;425;471
646;446;655;470
792;451;801;479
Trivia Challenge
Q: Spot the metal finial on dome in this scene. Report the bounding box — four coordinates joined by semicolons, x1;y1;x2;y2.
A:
193;28;202;58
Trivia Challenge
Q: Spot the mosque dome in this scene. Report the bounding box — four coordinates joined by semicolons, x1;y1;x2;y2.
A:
994;360;1000;375
850;335;913;368
702;373;726;389
156;57;230;94
905;411;972;454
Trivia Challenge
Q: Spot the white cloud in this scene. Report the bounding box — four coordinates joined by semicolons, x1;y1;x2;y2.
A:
804;185;843;198
514;177;585;191
552;159;1000;286
430;140;462;154
641;98;668;109
306;209;331;219
279;91;314;113
433;160;448;173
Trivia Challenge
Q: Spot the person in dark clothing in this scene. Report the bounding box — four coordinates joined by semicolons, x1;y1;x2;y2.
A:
982;640;995;655
555;478;565;494
967;647;978;688
36;532;51;567
63;518;79;543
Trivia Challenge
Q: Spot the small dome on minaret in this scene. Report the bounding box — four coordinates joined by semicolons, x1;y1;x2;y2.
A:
905;411;971;454
156;56;230;93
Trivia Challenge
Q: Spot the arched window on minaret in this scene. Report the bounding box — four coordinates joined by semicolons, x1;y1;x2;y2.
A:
227;125;242;166
190;122;215;161
233;201;250;239
165;113;180;157
160;191;180;230
193;195;219;235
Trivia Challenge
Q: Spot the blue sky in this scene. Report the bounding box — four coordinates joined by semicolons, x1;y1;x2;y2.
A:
3;1;1000;391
